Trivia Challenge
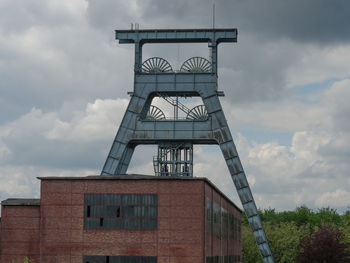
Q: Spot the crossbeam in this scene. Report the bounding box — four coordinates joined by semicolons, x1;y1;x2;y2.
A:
115;28;237;44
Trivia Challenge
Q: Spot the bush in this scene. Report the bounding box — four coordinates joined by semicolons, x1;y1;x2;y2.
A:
297;225;350;263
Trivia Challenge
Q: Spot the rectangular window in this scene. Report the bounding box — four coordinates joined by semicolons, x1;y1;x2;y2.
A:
205;198;241;240
229;215;241;240
206;197;212;233
83;256;157;263
84;194;157;230
221;208;228;237
213;202;221;236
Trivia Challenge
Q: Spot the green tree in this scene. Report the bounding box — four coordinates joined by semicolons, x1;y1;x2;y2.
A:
242;221;310;262
242;206;350;262
242;223;262;263
268;222;309;263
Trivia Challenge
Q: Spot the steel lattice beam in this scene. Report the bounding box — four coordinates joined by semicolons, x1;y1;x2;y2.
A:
101;28;275;263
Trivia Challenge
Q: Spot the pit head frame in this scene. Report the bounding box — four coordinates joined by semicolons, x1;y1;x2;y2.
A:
101;28;274;263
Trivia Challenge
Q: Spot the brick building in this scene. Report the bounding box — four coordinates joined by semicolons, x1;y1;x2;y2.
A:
0;175;242;263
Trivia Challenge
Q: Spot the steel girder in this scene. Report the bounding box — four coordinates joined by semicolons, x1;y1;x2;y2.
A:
101;28;275;263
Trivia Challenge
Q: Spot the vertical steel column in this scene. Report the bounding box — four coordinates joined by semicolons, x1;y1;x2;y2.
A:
210;41;218;73
134;41;142;72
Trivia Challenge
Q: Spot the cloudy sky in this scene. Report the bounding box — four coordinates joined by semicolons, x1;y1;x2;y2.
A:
1;0;350;213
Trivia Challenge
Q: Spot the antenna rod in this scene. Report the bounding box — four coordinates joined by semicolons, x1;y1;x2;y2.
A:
213;3;215;29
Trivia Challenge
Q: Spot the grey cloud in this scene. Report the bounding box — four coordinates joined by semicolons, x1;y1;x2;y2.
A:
4;135;108;170
0;24;133;124
0;97;134;171
86;0;203;30
0;0;81;35
225;0;350;44
140;0;350;44
86;0;146;30
318;134;350;164
219;36;298;103
325;81;350;132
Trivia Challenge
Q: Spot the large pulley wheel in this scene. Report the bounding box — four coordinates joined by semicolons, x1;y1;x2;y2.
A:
142;57;173;73
180;57;212;73
146;105;166;120
186;105;208;120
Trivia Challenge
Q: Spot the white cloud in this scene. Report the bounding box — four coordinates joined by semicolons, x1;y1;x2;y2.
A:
0;166;38;197
315;189;350;208
0;164;96;205
217;79;350;210
231;130;350;210
0;98;127;170
224;99;328;133
46;98;128;141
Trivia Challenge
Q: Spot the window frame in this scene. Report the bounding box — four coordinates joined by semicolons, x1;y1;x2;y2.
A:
84;193;158;230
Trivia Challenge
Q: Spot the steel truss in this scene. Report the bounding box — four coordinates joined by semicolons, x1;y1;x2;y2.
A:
101;28;275;263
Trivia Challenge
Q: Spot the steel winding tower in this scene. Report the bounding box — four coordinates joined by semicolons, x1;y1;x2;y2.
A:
101;28;274;263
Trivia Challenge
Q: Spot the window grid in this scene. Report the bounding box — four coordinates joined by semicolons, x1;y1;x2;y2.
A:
83;256;157;263
206;255;241;263
84;194;157;230
205;197;241;239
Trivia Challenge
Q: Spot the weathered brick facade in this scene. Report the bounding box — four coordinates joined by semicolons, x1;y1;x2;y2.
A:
0;199;40;263
1;175;241;263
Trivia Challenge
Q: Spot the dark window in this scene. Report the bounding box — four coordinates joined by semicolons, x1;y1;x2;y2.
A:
205;198;241;242
106;205;120;217
237;219;241;241
84;194;157;230
83;256;157;263
206;197;212;233
83;256;100;263
87;205;91;217
213;202;221;235
222;208;228;237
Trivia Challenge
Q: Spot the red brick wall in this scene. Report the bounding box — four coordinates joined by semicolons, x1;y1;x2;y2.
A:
1;205;40;263
157;180;204;263
40;179;205;263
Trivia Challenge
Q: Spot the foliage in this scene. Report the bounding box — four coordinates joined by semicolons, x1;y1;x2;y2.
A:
268;222;310;263
242;223;263;263
296;225;350;263
242;206;350;263
242;221;310;263
257;206;342;228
